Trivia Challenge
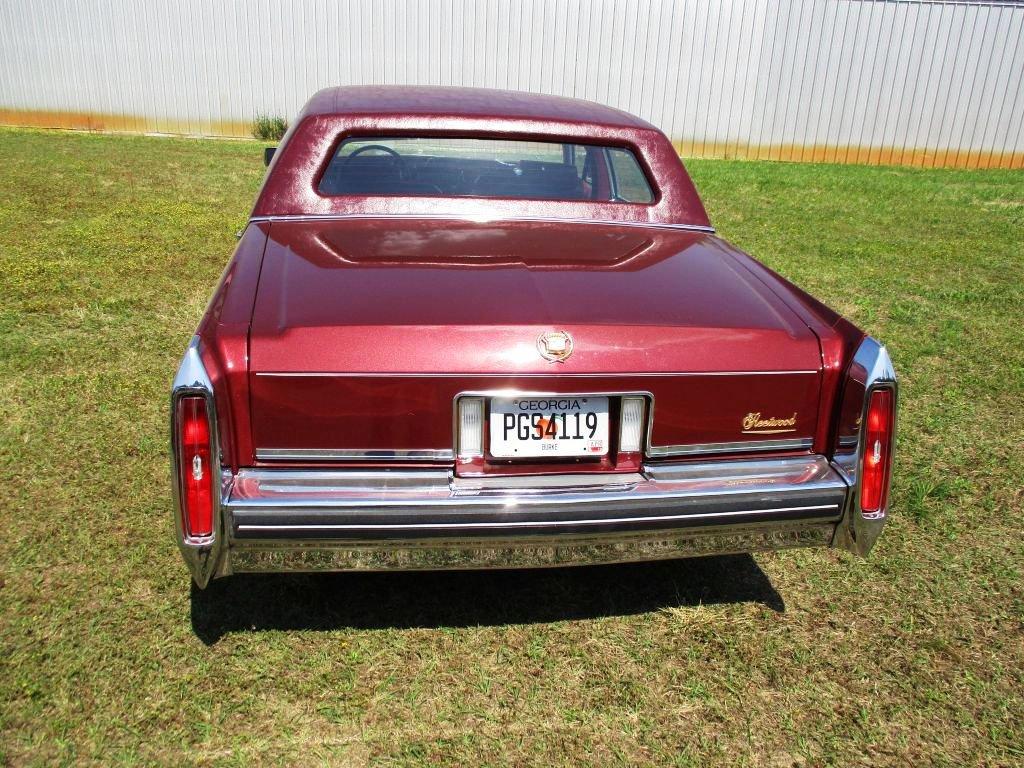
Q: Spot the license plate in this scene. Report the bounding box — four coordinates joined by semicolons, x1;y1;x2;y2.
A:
489;396;609;458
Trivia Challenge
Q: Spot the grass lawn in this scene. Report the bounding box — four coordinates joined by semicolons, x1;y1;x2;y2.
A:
1;127;1022;766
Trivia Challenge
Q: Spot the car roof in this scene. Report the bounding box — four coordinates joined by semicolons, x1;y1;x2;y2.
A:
300;85;657;131
256;86;710;227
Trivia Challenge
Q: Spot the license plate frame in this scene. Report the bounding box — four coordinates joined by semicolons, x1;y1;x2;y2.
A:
488;395;611;459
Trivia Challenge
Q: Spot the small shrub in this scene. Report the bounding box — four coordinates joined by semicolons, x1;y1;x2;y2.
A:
252;115;288;141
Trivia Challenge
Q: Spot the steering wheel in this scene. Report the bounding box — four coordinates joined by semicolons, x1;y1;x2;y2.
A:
347;144;401;159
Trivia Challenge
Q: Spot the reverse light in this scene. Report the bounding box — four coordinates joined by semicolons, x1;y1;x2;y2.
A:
860;388;894;518
175;396;214;537
619;397;646;453
458;397;484;458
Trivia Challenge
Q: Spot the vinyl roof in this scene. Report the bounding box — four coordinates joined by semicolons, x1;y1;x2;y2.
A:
300;85;656;130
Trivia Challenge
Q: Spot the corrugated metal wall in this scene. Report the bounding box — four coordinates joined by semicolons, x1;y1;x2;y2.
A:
1;0;1022;168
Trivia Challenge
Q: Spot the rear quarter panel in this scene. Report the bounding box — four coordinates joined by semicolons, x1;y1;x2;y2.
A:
195;221;269;470
716;246;866;455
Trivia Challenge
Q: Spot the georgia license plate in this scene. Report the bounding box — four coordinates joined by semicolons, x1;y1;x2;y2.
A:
489;396;610;458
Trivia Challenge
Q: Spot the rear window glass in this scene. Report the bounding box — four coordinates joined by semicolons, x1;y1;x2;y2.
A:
318;136;655;203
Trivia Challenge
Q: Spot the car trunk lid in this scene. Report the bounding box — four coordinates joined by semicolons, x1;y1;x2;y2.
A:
247;218;823;463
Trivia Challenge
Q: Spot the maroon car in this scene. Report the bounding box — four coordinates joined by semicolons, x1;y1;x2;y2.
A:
172;86;897;587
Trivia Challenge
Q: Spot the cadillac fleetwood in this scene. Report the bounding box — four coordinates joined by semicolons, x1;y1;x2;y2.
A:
172;86;897;587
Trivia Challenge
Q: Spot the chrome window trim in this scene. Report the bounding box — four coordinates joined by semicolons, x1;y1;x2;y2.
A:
170;335;224;588
248;213;715;233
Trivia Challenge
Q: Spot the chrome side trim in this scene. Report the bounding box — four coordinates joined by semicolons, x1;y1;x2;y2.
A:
249;213;716;234
254;370;819;378
256;448;455;462
170;336;224;588
832;337;898;557
648;438;813;457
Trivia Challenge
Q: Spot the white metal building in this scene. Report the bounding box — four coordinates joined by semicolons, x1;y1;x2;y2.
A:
0;0;1022;168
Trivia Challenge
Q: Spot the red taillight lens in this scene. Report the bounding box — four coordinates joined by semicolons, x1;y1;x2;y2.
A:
176;396;214;537
860;388;894;516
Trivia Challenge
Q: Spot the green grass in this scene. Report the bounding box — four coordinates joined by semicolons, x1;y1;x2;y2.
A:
1;127;1023;766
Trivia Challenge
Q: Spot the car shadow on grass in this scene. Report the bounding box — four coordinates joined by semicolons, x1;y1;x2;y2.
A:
190;554;784;644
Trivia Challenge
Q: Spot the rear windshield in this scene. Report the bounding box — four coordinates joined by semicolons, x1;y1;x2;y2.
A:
318;136;655;203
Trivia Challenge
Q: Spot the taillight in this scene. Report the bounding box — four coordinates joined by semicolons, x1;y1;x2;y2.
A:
860;388;894;517
176;396;214;537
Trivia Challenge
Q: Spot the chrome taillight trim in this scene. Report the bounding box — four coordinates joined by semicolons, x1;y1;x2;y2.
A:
170;336;224;587
832;336;898;557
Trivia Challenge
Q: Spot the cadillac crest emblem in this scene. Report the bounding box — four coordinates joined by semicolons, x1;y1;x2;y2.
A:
537;331;574;363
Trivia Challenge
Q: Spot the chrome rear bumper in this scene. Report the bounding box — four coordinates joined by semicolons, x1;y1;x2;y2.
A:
184;455;852;585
